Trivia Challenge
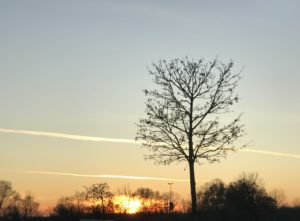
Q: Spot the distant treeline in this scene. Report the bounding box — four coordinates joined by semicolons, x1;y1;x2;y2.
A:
0;180;39;220
1;172;300;221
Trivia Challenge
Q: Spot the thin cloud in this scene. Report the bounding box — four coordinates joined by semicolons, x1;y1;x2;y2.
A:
1;128;300;159
7;170;191;182
0;128;137;144
242;149;300;159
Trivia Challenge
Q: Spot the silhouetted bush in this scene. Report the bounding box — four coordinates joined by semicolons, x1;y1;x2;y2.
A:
197;173;278;221
224;173;276;221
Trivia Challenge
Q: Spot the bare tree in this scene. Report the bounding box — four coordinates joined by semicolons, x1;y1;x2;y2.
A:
293;198;300;208
0;180;15;216
115;185;134;214
4;193;21;219
20;192;39;218
269;188;286;208
85;183;113;218
53;191;88;217
73;191;87;216
136;58;245;216
134;187;155;213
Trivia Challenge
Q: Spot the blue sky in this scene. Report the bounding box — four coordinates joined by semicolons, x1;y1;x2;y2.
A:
0;0;300;209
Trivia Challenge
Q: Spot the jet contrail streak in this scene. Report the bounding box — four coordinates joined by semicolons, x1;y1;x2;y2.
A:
0;128;138;144
241;149;300;159
1;128;300;159
7;170;191;182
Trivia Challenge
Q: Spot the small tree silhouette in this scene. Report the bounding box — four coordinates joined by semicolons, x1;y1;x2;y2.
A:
85;183;113;219
225;173;276;220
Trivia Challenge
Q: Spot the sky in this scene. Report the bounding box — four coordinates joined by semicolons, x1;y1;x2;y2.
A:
0;0;300;211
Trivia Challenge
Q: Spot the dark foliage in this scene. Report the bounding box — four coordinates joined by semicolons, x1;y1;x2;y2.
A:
1;176;300;221
197;173;277;221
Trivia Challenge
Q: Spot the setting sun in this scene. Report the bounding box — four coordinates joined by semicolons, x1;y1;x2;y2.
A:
113;195;141;214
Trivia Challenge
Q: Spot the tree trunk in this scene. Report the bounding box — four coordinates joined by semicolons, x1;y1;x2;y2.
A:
101;198;105;221
189;159;197;216
189;97;197;217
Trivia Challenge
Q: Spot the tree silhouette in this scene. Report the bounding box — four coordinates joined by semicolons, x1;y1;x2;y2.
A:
0;180;15;216
115;185;134;214
269;188;286;208
198;179;226;211
20;192;39;218
85;183;113;219
197;179;226;221
4;193;21;220
136;58;245;216
134;187;155;213
225;173;275;220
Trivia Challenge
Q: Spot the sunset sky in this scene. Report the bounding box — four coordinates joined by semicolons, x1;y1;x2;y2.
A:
0;0;300;211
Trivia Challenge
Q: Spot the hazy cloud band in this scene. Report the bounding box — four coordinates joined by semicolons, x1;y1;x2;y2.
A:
6;170;191;182
242;149;300;159
1;128;299;159
0;128;137;144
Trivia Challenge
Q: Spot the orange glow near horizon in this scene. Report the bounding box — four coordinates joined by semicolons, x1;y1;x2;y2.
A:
113;195;141;214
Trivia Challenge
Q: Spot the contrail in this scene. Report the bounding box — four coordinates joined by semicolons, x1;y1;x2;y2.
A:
1;128;300;159
241;149;300;159
6;170;191;182
0;128;138;144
